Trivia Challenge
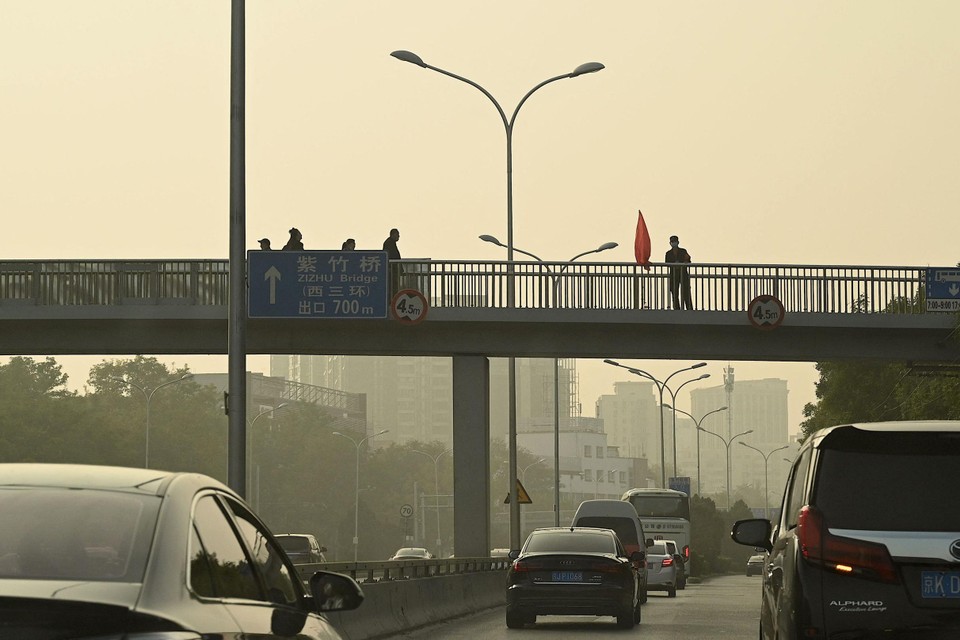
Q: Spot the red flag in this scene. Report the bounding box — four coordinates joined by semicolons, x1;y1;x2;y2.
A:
634;209;651;270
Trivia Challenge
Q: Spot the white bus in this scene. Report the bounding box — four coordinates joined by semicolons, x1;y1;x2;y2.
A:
621;488;691;560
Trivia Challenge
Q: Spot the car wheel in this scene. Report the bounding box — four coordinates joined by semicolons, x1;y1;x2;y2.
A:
667;587;677;598
616;605;635;629
639;586;648;604
633;598;642;624
505;610;525;629
525;614;537;625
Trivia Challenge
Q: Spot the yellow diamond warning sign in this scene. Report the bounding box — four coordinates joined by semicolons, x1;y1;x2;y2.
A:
503;479;533;504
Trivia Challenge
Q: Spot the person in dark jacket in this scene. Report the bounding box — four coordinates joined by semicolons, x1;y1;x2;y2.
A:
282;228;304;251
665;235;693;310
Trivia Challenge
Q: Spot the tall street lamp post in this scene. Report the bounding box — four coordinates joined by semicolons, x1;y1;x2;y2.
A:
413;448;452;558
663;405;728;496
697;426;753;510
603;360;707;487
740;442;790;519
480;235;617;526
334;429;389;562
392;50;603;551
247;403;288;511
112;374;193;469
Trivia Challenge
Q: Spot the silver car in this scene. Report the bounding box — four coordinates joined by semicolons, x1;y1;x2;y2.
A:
0;463;363;638
645;541;678;597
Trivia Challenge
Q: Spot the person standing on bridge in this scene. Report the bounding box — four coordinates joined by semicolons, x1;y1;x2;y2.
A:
341;238;356;250
258;238;273;250
665;235;693;310
282;227;304;251
383;228;402;293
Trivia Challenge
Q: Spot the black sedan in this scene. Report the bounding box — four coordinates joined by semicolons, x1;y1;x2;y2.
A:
0;463;363;639
505;527;644;629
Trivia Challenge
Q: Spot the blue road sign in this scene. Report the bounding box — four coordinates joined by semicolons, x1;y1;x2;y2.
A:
926;268;960;312
248;251;389;318
668;476;691;497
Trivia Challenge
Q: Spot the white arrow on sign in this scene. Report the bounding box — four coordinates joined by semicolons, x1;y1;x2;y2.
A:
264;266;281;304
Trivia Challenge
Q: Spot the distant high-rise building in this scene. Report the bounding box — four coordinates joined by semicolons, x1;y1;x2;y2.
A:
270;355;452;447
595;381;659;460
691;378;789;502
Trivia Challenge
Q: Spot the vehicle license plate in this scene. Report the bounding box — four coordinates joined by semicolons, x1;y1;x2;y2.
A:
552;571;583;582
921;571;960;598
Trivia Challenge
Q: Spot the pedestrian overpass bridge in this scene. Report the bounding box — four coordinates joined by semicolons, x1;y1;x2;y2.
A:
0;258;954;362
2;258;956;558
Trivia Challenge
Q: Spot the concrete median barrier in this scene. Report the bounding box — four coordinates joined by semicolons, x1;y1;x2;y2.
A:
323;571;506;640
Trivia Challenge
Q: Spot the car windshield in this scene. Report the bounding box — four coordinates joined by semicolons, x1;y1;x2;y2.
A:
395;548;425;556
575;516;638;547
0;487;159;582
277;537;310;552
626;495;689;519
524;532;615;554
814;430;960;531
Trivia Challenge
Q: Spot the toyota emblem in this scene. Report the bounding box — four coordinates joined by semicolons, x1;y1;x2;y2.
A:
950;539;960;561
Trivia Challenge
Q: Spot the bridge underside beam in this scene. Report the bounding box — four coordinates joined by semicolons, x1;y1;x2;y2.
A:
0;310;956;364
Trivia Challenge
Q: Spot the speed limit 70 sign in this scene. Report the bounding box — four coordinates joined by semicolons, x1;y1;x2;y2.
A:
747;295;785;330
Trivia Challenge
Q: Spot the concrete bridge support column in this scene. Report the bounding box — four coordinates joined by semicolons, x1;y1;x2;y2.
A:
452;355;490;558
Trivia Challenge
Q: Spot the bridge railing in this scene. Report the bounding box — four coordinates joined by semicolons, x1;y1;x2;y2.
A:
0;259;927;315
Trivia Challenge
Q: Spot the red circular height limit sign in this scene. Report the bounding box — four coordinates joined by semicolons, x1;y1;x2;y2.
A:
391;289;429;324
747;295;785;330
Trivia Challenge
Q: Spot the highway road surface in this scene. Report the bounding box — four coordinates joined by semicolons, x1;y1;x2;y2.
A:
387;574;761;639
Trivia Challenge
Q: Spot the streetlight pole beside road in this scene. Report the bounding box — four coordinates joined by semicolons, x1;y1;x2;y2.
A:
480;235;617;526
112;374;193;469
740;442;790;519
334;429;389;562
603;360;706;487
663;404;728;496
697;426;753;510
392;50;603;550
413;448;452;558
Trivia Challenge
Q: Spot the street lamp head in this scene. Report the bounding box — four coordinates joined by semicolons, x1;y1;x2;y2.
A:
376;429;390;436
691;362;708;370
479;234;505;247
697;373;710;380
332;431;343;437
570;62;605;77
597;241;618;252
718;406;729;411
663;403;673;410
390;50;426;67
603;359;621;367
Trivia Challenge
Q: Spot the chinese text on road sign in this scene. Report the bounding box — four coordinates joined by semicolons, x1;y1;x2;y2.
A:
248;251;389;318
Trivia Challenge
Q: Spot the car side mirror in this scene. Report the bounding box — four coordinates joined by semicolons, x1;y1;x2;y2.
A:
309;571;364;613
507;549;520;561
645;538;655;547
730;519;773;553
630;550;645;563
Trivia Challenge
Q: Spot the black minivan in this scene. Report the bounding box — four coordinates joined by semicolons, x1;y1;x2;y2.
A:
731;421;960;639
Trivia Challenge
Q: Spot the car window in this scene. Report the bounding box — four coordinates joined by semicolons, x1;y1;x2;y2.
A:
525;532;615;554
190;495;262;601
783;448;811;530
648;542;668;555
0;487;157;582
813;431;960;530
575;516;638;547
277;536;310;553
222;498;300;605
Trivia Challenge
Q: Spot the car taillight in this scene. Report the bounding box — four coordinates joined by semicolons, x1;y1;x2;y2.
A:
512;560;530;572
661;556;674;567
683;545;690;559
589;561;626;573
797;505;898;584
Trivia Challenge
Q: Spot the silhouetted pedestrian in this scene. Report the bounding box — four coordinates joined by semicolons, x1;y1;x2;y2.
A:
382;228;401;260
383;228;402;293
665;235;693;310
282;228;304;251
341;238;356;250
258;238;273;251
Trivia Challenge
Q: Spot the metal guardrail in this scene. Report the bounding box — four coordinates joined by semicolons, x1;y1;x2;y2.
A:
294;557;510;584
0;259;928;315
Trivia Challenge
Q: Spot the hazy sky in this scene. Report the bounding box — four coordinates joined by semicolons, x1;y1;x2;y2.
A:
3;1;958;432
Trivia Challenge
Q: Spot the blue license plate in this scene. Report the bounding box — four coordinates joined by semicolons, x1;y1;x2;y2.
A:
552;571;583;582
921;571;960;598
